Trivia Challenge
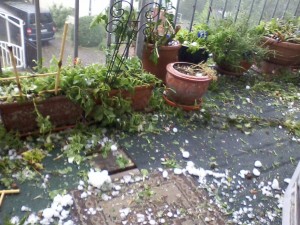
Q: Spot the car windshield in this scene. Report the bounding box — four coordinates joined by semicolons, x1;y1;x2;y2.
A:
29;13;53;24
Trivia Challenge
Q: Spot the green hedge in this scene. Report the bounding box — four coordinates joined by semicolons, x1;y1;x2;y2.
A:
71;16;106;48
49;4;73;30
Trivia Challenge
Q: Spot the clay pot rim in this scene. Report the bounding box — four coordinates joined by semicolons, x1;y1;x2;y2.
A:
263;36;300;48
166;62;213;82
145;43;182;51
163;93;201;111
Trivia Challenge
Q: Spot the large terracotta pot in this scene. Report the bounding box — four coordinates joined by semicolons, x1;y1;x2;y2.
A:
142;43;181;83
109;85;154;111
263;36;300;67
0;96;83;135
215;61;252;76
165;62;212;106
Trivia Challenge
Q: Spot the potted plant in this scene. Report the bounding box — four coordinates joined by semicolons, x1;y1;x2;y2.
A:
258;17;300;68
207;18;266;76
0;27;83;136
61;57;161;127
142;6;181;83
164;62;217;110
175;23;209;64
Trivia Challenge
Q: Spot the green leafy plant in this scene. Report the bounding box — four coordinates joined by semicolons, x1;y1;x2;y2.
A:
257;17;300;43
144;6;181;64
49;3;73;30
71;16;106;47
21;148;46;170
175;23;209;54
207;17;267;70
33;99;53;135
116;154;129;169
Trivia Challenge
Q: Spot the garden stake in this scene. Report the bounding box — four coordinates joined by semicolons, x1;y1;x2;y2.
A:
7;46;23;98
0;189;20;207
55;23;68;95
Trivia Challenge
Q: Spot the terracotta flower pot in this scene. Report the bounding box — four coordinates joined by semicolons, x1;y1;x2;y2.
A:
263;36;300;67
215;61;252;76
109;85;154;111
142;43;181;83
165;62;212;106
0;96;83;135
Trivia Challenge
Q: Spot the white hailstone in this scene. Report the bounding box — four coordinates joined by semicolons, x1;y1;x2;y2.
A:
101;193;110;201
62;194;73;207
25;213;39;224
81;192;88;199
42;208;55;219
63;220;75;225
186;161;195;167
204;217;212;222
195;73;203;77
246;85;251;90
78;185;84;190
123;175;132;183
271;179;280;190
279;125;282;129
247;213;255;219
245;98;251;103
253;168;260;177
167;212;173;217
114;185;122;191
254;161;262;168
160;218;166;223
172;127;178;133
174;168;182;175
284;178;291;184
21;206;31;212
162;170;168;178
149;220;156;225
88;170;111;189
136;213;145;222
60;210;70;219
182;151;190;159
238;170;250;179
79;180;85;186
111;144;118;151
112;191;119;196
120;208;131;219
10;216;20;225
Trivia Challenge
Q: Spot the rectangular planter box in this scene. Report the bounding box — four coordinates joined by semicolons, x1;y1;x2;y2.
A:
282;162;300;225
0;96;83;135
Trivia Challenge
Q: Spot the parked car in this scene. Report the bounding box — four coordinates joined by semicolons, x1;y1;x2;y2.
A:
3;1;56;42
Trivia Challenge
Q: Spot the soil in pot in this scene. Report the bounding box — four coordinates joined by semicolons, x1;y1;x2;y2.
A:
178;46;209;64
165;62;213;106
142;44;181;84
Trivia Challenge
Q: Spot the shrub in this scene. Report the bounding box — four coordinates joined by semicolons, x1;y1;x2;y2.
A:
49;4;73;30
71;16;106;48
